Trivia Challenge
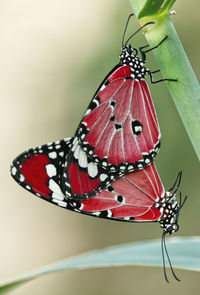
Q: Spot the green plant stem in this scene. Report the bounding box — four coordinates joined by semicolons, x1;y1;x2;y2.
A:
129;0;200;161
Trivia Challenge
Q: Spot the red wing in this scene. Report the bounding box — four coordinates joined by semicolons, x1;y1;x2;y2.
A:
77;65;160;172
64;65;160;198
10;138;73;207
11;139;164;222
76;162;164;221
10;136;118;202
62;137;118;200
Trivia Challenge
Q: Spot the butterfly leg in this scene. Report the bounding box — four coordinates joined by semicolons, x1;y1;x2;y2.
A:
139;44;149;61
149;70;177;84
139;35;168;62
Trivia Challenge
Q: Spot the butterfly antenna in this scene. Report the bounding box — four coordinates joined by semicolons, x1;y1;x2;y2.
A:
125;22;155;46
162;233;181;282
161;233;169;283
122;14;134;47
168;171;182;193
175;193;187;225
180;194;188;209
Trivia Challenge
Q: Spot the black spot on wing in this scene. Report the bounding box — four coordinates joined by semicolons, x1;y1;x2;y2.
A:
110;101;116;107
110;115;115;121
117;195;123;203
107;186;114;192
115;123;122;130
131;120;143;135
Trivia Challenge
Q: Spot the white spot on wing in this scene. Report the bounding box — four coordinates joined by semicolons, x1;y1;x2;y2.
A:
88;162;98;178
19;174;25;182
107;210;112;217
49;179;64;199
137;164;143;168
49;151;57;159
65;181;71;187
46;164;57;177
11;166;17;175
71;137;78;152
135;126;142;132
84;109;91;116
91;211;101;216
120;166;126;170
52;192;64;200
100;174;108;181
123;217;130;221
145;158;150;164
64;137;71;142
52;199;67;207
78;148;88;168
100;84;106;91
74;144;80;159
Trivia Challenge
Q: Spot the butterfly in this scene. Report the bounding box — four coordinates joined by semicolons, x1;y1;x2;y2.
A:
11;136;186;282
11;137;185;230
62;14;176;200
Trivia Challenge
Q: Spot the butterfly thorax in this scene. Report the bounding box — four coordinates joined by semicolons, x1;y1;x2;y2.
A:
158;192;179;235
120;45;149;80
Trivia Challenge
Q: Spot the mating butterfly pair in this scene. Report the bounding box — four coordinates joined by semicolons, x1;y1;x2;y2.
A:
11;14;186;282
11;135;185;283
11;136;182;229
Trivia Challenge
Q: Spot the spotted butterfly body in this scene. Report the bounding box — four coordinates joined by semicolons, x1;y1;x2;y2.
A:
62;48;160;200
11;138;180;232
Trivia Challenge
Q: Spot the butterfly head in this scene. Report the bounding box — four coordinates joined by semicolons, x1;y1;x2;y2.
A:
122;44;134;54
158;172;187;235
120;44;138;61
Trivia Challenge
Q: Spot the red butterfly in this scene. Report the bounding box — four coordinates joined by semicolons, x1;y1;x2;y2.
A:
62;15;176;199
11;137;184;233
11;137;186;282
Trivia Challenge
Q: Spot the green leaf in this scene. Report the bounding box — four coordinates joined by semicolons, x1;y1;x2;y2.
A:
143;18;200;161
129;0;200;161
0;237;200;294
138;0;176;19
160;0;176;14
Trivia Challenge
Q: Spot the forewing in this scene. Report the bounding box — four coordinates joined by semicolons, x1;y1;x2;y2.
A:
64;65;160;198
10;138;73;207
78;66;160;171
62;137;118;200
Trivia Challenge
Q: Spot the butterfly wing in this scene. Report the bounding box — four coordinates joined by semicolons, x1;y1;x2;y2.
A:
11;139;163;222
79;68;160;169
76;162;164;222
62;137;119;200
63;64;160;199
11;138;73;207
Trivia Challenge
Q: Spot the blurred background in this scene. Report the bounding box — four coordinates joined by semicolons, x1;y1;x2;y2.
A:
0;0;199;294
